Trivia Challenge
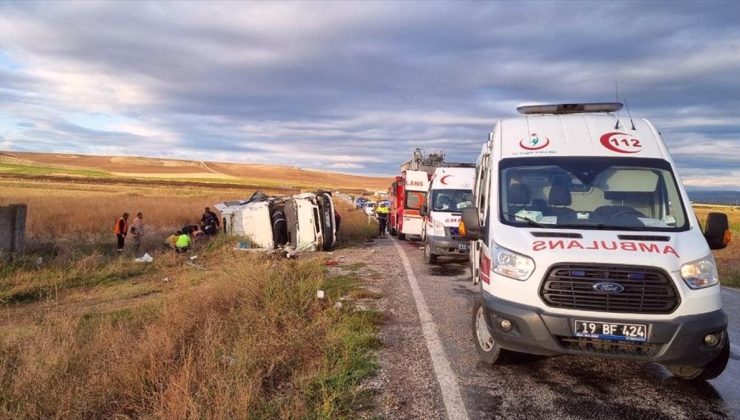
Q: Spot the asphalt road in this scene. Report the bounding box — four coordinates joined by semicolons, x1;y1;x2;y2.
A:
393;237;740;419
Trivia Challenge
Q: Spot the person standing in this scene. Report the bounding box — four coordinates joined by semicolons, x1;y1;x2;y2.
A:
114;212;130;252
376;203;389;236
201;207;220;235
130;212;144;253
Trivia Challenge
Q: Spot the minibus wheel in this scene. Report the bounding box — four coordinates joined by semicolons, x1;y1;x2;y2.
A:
471;297;502;365
666;337;730;381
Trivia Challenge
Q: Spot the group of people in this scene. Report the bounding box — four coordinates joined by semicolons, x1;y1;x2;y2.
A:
114;207;221;254
114;212;145;252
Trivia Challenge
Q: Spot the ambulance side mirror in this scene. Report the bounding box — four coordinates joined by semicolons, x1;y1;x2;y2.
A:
420;204;428;217
460;207;481;240
704;212;731;250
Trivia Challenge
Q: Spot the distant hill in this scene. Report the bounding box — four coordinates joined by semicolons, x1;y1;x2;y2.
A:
0;151;391;192
687;190;740;206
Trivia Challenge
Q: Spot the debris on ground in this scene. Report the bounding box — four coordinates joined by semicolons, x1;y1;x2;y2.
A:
233;242;252;250
134;253;154;263
316;290;325;299
221;355;236;367
325;259;339;266
186;261;208;270
333;301;343;310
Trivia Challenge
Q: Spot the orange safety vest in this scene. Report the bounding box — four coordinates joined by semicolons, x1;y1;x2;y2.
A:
114;217;128;235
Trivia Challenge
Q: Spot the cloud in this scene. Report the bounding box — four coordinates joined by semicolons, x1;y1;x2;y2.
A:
0;1;739;186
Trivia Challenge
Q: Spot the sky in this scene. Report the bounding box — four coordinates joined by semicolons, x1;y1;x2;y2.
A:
1;1;739;189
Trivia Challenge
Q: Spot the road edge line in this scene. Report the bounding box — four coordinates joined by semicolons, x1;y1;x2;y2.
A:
391;238;469;420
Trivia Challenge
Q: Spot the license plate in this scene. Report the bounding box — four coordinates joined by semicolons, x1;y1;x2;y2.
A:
574;320;647;342
457;243;469;252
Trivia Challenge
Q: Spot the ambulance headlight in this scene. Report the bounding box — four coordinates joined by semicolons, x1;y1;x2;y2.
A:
492;245;535;281
433;220;445;236
680;255;719;289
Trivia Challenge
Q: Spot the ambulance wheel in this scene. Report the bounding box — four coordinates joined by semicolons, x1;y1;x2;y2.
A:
424;240;438;264
667;337;730;381
390;227;397;236
472;297;502;365
398;233;406;240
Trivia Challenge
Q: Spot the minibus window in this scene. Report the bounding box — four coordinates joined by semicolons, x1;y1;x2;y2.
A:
498;157;688;232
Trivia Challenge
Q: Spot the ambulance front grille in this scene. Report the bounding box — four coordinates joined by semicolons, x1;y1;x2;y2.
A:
540;263;679;314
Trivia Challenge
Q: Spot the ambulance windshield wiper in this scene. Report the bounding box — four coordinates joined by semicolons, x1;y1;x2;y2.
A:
555;223;649;231
502;212;550;228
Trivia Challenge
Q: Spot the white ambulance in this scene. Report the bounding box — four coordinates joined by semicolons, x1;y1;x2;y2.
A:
461;103;732;380
420;165;476;264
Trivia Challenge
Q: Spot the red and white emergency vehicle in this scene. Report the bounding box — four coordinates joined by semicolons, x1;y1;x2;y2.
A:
389;149;444;239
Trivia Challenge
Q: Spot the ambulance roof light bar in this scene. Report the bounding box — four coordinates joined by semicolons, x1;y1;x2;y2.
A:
517;102;623;115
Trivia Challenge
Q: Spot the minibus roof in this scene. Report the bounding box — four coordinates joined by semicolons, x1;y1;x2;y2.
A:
496;114;667;160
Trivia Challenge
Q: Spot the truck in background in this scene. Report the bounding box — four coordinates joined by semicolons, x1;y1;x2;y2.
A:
389;148;444;240
420;164;476;264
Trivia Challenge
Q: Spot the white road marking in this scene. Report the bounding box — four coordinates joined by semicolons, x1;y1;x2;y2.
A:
392;238;470;420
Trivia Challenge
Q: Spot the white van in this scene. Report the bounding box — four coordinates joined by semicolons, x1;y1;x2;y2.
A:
461;103;732;380
420;165;476;263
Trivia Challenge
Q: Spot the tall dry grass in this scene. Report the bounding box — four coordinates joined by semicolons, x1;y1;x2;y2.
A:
0;240;379;418
1;181;378;252
334;200;378;244
0;181;238;247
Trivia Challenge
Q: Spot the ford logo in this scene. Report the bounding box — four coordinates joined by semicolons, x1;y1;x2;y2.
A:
593;282;625;294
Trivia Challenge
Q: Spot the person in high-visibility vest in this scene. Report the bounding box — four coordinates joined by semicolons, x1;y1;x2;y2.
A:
176;231;192;253
376;203;389;236
114;212;130;252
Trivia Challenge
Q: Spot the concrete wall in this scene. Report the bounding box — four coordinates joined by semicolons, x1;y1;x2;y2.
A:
0;204;26;253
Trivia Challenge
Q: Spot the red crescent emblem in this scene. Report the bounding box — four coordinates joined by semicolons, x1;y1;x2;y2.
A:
440;175;451;185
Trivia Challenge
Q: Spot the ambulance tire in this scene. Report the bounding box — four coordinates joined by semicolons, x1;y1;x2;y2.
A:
390;227;397;236
398;233;406;240
667;337;730;381
471;296;502;366
424;240;438;264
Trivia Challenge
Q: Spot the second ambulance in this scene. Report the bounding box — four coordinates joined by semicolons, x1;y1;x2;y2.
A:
420;165;476;264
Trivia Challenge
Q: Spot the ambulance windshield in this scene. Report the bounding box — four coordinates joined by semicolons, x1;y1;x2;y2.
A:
499;157;688;231
432;190;474;212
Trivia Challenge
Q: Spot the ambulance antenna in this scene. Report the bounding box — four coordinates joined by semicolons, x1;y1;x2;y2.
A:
624;98;636;130
614;81;621;129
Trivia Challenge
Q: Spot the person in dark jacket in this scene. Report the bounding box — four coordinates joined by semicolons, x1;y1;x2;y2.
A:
201;207;220;235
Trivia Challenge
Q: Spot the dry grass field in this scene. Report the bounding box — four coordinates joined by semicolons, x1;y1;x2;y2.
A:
0;179;380;418
0;151;391;192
